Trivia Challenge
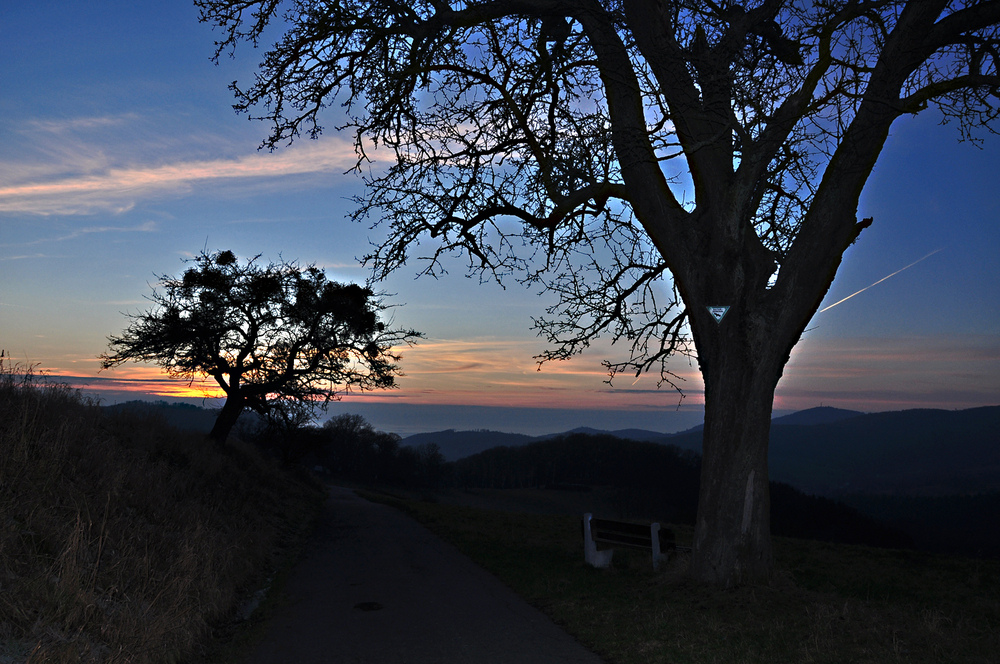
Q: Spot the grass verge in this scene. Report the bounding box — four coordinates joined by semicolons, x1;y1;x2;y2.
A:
0;359;325;663
369;491;1000;664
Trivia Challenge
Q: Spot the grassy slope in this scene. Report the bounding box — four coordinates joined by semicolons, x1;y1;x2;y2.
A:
373;490;1000;664
0;364;325;664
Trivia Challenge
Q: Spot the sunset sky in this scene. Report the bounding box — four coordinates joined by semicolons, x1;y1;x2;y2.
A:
2;2;998;436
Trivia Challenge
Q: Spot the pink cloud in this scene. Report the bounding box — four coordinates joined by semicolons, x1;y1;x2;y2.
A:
0;136;365;216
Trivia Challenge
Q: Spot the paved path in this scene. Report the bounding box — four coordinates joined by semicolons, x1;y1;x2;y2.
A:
245;486;605;664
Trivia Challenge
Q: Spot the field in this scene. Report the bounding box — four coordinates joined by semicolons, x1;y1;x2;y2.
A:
369;488;1000;664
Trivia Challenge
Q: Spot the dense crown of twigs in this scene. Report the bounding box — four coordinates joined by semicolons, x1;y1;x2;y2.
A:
101;250;421;421
197;0;1000;387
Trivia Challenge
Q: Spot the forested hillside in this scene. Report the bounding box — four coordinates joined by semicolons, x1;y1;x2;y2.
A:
453;433;912;550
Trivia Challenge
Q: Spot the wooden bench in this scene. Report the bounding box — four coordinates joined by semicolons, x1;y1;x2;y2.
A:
582;513;679;570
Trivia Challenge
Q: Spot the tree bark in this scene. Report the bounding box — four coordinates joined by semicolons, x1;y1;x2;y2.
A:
688;304;785;586
209;395;245;444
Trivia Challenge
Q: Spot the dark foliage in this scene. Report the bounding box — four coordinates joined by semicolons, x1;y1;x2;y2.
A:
401;429;537;462
769;482;913;550
454;433;700;525
250;413;449;490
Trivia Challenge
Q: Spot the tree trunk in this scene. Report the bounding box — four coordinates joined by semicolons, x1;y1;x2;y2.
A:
209;395;245;444
689;320;784;586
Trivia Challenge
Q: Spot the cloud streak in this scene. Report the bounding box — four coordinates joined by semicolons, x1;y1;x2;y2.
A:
778;334;1000;411
0;135;365;216
3;221;158;248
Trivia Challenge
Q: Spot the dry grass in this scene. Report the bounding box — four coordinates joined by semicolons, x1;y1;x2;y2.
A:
0;358;325;663
372;491;1000;664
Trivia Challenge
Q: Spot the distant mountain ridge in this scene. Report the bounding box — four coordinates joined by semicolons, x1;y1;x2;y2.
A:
400;429;536;461
114;400;1000;499
401;406;867;462
403;405;1000;498
771;406;864;426
671;406;864;435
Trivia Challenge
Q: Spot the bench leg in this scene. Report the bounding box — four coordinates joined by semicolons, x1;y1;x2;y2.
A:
651;523;668;571
583;513;614;568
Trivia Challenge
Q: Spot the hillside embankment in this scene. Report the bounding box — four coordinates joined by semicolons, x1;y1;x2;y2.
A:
0;361;325;663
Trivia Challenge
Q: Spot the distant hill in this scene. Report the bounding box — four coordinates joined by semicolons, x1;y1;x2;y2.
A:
537;426;669;443
400;429;536;461
667;406;863;438
400;406;868;461
771;406;864;427
663;405;1000;496
405;406;1000;497
401;426;673;462
768;406;1000;496
121;401;1000;500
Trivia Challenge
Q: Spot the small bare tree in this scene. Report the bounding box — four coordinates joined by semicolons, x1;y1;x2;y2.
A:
101;250;421;443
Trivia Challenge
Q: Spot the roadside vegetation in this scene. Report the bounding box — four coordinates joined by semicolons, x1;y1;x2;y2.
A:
0;357;325;663
374;491;1000;664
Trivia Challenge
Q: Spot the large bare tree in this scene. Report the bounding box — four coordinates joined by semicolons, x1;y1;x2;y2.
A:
197;0;1000;585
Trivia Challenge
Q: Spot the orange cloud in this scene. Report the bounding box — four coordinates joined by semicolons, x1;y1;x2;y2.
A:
335;336;701;410
59;365;227;400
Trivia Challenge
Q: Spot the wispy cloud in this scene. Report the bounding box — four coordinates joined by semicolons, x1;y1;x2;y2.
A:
26;115;139;133
3;221;158;248
0;253;53;261
0;115;368;215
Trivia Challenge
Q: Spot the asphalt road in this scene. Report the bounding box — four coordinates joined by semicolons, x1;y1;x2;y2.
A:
244;486;606;664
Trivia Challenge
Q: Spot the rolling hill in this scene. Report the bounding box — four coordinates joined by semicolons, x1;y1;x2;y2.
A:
403;405;1000;497
660;405;1000;496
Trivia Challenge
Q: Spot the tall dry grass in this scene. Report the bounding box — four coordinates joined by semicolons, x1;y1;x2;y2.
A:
0;356;324;663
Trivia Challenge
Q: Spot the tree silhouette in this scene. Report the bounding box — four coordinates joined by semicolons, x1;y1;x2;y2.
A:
101;250;421;443
197;1;1000;584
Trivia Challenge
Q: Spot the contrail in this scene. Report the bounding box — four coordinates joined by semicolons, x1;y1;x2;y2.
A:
818;247;945;313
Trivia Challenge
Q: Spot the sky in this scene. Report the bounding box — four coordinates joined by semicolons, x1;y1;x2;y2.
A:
1;2;998;437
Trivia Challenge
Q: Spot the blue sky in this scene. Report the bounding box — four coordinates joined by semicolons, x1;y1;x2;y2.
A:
1;2;998;436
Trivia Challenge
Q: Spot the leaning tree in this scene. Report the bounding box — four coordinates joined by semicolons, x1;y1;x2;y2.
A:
197;0;1000;584
101;250;421;444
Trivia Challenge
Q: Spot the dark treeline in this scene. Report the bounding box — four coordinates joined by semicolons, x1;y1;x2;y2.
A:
453;433;913;551
249;413;449;490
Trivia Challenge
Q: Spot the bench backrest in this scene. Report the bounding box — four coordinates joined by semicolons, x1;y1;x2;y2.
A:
588;517;676;550
582;513;674;571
